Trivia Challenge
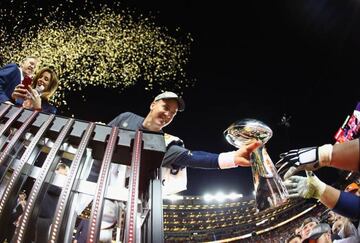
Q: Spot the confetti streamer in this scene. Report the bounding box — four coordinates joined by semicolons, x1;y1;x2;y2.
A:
0;1;194;109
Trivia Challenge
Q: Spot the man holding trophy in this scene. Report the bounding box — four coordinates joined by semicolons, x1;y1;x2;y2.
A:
90;91;262;195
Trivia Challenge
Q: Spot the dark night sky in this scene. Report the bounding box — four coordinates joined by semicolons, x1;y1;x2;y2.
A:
69;0;360;196
3;0;360;196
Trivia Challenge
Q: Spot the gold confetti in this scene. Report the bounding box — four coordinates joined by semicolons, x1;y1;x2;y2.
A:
0;2;194;110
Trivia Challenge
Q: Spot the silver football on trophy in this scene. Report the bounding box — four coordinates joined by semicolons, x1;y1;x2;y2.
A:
224;118;273;148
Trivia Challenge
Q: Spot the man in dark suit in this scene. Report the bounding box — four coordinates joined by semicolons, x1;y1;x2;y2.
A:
0;56;38;192
0;56;38;103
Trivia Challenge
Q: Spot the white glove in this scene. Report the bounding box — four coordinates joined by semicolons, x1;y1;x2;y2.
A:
284;172;327;199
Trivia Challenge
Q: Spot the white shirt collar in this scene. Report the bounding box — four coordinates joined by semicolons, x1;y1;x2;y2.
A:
18;66;24;81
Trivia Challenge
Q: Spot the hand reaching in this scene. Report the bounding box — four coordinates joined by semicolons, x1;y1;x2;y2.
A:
234;140;262;167
284;172;326;199
276;147;321;179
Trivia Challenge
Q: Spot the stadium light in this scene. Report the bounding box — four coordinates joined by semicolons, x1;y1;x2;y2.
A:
204;193;213;202
203;192;243;202
163;194;183;201
215;192;226;202
228;192;243;200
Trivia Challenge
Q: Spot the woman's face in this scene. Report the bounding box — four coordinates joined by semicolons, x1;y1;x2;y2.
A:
36;71;51;90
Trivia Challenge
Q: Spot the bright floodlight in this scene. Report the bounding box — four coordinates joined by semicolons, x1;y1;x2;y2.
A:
204;192;244;202
215;192;226;202
204;193;213;202
228;192;243;200
163;194;183;201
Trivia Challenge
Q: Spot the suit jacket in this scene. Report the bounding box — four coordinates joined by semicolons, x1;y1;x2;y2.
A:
0;63;22;103
74;219;89;243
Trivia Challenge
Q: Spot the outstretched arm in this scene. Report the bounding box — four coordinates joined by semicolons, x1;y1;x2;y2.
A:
284;173;360;219
320;185;340;209
163;140;262;169
329;138;359;172
277;138;360;179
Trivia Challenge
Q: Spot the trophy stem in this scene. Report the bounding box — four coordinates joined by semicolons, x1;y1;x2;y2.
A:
251;146;288;212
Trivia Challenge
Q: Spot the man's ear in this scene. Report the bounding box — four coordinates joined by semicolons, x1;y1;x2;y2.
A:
150;101;156;110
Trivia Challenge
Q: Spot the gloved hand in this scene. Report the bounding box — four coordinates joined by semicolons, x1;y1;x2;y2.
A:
284;172;327;199
276;144;333;179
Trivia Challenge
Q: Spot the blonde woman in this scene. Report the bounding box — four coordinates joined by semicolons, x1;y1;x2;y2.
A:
12;66;59;114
